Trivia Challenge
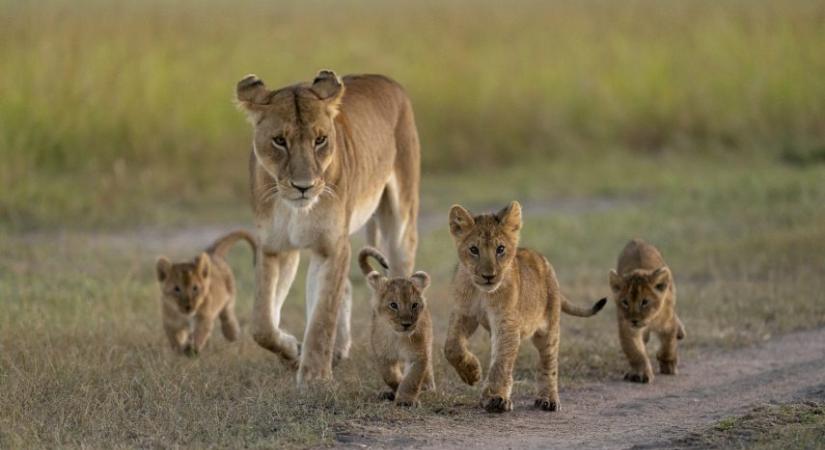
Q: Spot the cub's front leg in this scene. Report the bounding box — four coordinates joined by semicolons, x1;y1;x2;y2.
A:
378;359;403;401
444;312;482;386
620;324;654;383
190;313;217;355
395;359;428;407
481;316;520;413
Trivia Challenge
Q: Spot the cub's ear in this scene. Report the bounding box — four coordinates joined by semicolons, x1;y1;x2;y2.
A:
156;256;171;283
311;69;345;117
496;201;522;233
195;252;211;279
449;204;475;238
609;269;623;294
235;74;271;122
649;266;671;292
410;271;431;292
366;272;386;291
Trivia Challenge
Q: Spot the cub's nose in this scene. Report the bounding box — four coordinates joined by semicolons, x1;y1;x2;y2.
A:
291;182;314;194
401;322;414;330
482;274;496;283
631;319;640;327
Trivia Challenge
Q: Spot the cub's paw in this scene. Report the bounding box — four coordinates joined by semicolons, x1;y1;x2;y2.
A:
660;360;678;375
456;357;482;386
395;398;420;408
379;390;396;402
624;371;652;384
182;345;199;358
482;396;513;413
534;398;560;412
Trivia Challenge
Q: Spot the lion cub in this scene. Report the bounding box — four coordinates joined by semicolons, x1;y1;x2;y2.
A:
609;239;686;383
155;230;257;355
445;201;607;413
359;246;434;407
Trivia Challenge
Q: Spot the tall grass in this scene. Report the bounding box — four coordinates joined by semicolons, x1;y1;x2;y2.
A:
1;0;824;229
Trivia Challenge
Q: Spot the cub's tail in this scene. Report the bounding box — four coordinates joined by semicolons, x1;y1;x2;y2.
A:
561;296;607;317
206;230;258;264
358;246;389;277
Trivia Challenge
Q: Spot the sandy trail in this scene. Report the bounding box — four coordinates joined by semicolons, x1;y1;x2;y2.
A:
338;327;825;449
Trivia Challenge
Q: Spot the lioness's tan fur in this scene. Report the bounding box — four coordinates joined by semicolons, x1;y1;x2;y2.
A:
609;239;686;383
155;230;257;355
236;71;421;384
444;201;606;413
358;247;434;407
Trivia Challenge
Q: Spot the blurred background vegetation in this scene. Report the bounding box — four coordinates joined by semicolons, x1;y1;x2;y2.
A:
2;0;824;230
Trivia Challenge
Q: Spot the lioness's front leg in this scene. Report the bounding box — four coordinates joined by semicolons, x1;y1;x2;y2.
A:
620;324;654;383
299;239;351;384
252;249;301;369
444;312;481;386
482;315;520;413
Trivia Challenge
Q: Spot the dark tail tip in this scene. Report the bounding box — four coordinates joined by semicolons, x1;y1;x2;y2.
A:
594;298;608;312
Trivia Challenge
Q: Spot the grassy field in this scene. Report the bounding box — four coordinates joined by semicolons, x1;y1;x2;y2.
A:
2;156;825;447
2;0;825;229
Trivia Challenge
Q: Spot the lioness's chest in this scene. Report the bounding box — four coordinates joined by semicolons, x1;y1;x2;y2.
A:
261;203;342;251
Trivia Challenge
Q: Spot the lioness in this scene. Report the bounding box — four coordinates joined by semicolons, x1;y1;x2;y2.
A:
444;201;607;413
236;70;421;384
358;246;434;407
609;239;685;383
155;230;256;355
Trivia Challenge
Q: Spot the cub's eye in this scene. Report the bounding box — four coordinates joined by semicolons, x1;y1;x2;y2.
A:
655;283;667;292
314;135;327;146
641;299;649;307
469;246;479;256
272;136;287;148
621;299;629;308
174;286;181;294
496;245;506;256
192;285;198;293
389;302;398;310
411;303;419;310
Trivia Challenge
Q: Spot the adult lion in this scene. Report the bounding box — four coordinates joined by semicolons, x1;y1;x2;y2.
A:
236;70;421;384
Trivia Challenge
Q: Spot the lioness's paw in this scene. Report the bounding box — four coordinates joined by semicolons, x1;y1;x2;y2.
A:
379;390;396;402
660;360;678;375
456;357;482;386
482;396;513;413
624;371;652;383
296;365;332;386
534;398;560;412
395;398;420;408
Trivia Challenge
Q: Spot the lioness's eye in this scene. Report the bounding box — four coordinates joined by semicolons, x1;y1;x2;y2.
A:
496;245;505;255
272;136;287;148
314;135;327;146
469;246;479;256
389;302;398;310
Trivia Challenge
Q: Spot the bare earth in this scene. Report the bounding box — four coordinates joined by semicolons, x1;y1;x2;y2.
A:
338;327;825;449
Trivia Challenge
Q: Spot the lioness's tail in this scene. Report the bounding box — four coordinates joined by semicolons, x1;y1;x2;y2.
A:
207;230;258;264
561;295;607;317
358;246;389;277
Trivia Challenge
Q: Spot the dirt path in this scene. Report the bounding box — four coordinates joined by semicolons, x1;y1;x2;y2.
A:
339;327;825;449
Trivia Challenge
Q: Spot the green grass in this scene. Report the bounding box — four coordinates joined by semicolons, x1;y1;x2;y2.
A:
2;0;825;229
2;159;825;447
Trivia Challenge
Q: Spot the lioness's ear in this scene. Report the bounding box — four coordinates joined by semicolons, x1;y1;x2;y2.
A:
195;253;210;279
449;204;475;238
156;256;171;283
235;74;271;122
649;266;671;292
311;69;345;117
496;201;522;233
609;269;623;294
410;271;431;292
366;272;386;291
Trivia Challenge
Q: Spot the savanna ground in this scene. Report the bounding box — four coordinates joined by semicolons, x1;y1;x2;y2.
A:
2;0;825;448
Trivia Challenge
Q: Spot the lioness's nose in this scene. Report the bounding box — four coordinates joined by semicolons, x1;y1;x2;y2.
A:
291;182;314;194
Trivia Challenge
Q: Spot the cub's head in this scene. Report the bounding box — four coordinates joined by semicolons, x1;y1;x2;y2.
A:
609;267;671;328
236;70;345;210
359;247;430;334
156;253;212;316
448;201;521;293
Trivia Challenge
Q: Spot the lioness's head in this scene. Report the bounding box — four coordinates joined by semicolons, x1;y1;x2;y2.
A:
156;253;211;316
609;267;671;328
448;201;521;293
236;70;345;210
359;247;430;334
